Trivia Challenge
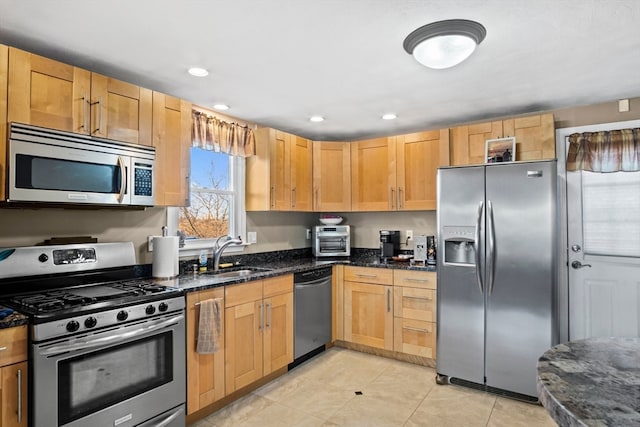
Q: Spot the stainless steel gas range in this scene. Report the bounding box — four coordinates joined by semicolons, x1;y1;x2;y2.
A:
0;242;186;427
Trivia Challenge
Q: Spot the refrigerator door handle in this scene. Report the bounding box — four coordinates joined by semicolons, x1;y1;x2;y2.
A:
474;201;484;293
487;200;497;295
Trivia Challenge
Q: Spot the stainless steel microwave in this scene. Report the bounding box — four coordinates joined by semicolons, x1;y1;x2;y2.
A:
7;123;155;206
313;225;351;257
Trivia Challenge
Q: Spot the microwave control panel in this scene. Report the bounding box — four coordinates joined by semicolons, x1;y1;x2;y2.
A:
134;165;153;197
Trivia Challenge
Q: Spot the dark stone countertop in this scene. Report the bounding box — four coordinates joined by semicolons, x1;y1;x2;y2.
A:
0;308;29;328
537;337;640;427
156;253;436;293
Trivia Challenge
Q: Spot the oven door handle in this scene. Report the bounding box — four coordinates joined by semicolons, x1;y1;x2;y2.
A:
152;406;184;427
39;314;183;357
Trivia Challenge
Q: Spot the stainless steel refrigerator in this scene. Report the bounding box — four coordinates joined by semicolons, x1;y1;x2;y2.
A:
436;160;558;398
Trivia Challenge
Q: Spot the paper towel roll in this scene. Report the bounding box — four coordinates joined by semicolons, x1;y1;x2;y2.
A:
152;236;179;278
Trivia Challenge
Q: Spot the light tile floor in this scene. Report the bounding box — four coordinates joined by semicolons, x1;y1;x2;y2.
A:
189;347;557;427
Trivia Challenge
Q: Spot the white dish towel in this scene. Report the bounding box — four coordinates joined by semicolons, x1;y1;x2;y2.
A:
196;298;222;354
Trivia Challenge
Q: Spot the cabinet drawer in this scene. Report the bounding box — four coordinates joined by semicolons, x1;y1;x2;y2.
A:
393;318;436;359
263;274;293;298
225;280;262;307
0;326;28;366
394;287;436;322
393;270;436;289
344;266;393;285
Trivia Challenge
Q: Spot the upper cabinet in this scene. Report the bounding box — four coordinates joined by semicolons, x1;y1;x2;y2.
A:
153;92;192;206
7;47;152;145
313;141;351;212
246;128;312;211
351;130;449;212
450;113;555;166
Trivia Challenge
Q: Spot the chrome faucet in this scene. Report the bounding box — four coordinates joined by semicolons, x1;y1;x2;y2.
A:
213;235;243;272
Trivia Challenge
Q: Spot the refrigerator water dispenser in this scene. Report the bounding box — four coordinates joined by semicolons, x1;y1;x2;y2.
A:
442;226;476;266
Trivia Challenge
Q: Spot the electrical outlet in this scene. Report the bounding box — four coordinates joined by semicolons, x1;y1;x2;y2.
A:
306;228;312;239
247;231;257;244
147;236;154;252
406;230;413;241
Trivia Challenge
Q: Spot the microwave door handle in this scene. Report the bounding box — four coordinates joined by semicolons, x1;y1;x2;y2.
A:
117;156;126;203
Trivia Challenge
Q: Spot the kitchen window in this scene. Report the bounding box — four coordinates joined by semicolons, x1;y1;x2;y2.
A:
167;147;246;255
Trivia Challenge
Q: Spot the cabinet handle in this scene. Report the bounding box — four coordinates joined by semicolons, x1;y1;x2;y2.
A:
356;273;377;278
17;368;22;423
292;187;296;208
266;303;271;328
404;278;430;283
387;289;391;312
94;96;103;133
406;295;432;301
270;187;275;208
404;326;430;333
0;346;7;351
398;187;403;209
82;91;89;132
390;187;395;209
314;189;318;209
259;303;264;330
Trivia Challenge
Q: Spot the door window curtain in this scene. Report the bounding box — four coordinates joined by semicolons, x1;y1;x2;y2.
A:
566;128;640;172
192;110;255;157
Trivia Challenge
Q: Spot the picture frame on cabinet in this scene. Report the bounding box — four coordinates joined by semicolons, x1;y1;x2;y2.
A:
485;137;516;163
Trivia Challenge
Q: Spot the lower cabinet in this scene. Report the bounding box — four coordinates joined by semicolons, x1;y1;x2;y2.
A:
343;267;394;351
186;288;225;415
0;326;28;427
340;266;438;360
225;275;293;395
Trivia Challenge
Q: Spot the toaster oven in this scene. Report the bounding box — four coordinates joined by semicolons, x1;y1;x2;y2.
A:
312;225;350;257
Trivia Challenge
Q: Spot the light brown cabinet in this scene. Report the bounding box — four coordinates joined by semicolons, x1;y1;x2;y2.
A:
7;47;152;145
152;93;192;206
246;128;312;211
351;130;448;212
450;113;555;166
313;141;351;211
0;326;28;427
393;270;437;359
343;266;394;350
186;288;225;415
225;275;293;394
332;265;345;342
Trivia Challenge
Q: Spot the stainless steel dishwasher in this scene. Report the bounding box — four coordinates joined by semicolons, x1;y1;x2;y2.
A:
293;267;332;362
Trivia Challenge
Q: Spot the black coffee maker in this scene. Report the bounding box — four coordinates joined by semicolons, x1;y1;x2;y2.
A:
379;230;400;261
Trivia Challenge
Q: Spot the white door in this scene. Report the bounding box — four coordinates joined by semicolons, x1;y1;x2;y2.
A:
566;124;640;340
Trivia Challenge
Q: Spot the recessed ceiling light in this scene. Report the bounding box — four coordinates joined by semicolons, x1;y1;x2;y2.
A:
382;113;397;120
188;67;209;77
213;104;229;111
309;116;324;122
403;19;486;69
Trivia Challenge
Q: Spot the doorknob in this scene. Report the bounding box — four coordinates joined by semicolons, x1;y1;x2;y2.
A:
571;261;592;269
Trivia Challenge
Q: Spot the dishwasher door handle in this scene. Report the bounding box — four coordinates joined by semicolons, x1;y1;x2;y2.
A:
294;276;332;288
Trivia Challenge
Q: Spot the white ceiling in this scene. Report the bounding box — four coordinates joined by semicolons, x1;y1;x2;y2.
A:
1;0;639;141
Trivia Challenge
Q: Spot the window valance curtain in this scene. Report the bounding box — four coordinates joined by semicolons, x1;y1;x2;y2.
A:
567;128;640;172
192;110;255;157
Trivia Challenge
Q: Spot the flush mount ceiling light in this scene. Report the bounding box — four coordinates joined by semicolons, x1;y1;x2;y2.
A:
188;67;209;77
309;115;324;122
382;113;397;120
213;104;229;111
403;19;486;69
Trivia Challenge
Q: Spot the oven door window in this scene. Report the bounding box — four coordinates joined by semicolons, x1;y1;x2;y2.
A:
58;331;173;425
319;237;347;253
15;154;123;194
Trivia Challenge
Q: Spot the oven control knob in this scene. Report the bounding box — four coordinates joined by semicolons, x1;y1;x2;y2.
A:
66;320;80;332
116;310;128;321
38;253;49;263
145;305;156;315
84;316;97;328
158;302;168;312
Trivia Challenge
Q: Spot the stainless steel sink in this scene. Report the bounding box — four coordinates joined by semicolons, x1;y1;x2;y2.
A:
204;266;272;279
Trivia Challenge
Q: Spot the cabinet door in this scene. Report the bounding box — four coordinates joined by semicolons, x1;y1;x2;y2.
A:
0;45;8;201
344;281;393;350
503;113;555;161
313;141;351;211
269;130;291;210
8;47;91;134
1;361;28;427
186;289;225;415
351;137;396;211
225;300;263;394
396;129;448;210
90;73;152;145
153;93;192;206
450;121;502;166
263;291;293;374
290;135;313;211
